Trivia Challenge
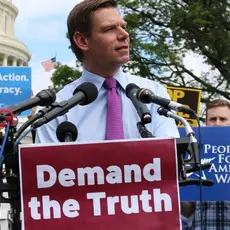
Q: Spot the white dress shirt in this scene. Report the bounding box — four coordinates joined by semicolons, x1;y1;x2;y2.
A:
35;67;179;143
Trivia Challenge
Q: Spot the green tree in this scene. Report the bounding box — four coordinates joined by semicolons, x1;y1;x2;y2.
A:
51;62;82;92
119;0;230;102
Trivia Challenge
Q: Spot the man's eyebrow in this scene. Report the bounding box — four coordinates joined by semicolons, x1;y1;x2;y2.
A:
101;23;116;28
209;115;228;119
100;21;127;29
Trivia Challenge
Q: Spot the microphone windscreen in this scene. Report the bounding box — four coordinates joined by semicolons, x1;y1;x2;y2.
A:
125;83;140;97
36;89;56;106
56;121;78;142
73;82;98;105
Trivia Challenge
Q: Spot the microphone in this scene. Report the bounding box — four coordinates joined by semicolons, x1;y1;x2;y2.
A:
158;107;213;186
125;83;152;124
137;87;195;115
6;89;56;114
32;82;98;129
157;107;199;165
56;121;78;142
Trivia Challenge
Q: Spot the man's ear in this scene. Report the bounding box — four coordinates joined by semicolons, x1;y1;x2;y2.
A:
73;32;89;51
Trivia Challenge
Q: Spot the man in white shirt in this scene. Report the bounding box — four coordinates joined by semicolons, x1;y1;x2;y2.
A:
35;0;179;143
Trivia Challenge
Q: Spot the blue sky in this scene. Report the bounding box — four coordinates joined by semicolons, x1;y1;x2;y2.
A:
12;0;210;95
13;0;82;94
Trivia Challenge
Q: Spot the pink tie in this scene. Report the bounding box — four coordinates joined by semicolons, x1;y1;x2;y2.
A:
104;78;124;140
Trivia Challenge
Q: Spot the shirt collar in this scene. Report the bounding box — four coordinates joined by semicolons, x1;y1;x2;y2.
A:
81;69;105;91
113;68;129;91
81;67;129;91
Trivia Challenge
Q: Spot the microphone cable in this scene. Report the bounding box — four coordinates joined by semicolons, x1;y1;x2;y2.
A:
15;115;39;140
0;121;10;167
194;113;204;230
15;127;33;145
0;109;14;167
15;102;60;140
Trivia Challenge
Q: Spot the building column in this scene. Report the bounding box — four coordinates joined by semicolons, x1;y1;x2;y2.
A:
8;14;12;36
11;15;15;37
3;55;8;66
12;57;17;66
5;13;8;35
0;10;4;34
19;60;23;66
9;14;14;37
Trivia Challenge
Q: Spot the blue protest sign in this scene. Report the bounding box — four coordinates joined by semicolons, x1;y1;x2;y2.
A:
0;67;32;116
179;126;230;201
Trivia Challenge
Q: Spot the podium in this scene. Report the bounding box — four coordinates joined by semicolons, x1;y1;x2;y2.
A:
0;135;214;230
16;138;192;230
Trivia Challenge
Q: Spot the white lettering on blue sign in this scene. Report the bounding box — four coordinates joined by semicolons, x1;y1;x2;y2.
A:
0;73;28;82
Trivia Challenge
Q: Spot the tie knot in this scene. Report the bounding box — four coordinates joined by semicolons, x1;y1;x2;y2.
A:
104;78;117;89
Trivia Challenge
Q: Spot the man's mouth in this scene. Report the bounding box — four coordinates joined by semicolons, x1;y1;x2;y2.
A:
115;46;129;50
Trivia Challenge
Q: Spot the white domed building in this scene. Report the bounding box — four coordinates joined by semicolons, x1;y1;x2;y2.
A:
0;0;31;66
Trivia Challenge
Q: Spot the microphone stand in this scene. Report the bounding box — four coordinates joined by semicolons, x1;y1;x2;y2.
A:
0;125;21;230
137;122;155;138
157;107;213;186
56;121;78;143
63;133;74;142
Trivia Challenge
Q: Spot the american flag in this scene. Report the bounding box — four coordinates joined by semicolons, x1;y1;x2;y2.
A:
41;57;56;72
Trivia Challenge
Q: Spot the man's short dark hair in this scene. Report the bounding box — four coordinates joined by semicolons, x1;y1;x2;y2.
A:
67;0;117;62
206;99;230;117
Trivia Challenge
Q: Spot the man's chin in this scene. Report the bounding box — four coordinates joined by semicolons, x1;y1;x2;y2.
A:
118;56;130;64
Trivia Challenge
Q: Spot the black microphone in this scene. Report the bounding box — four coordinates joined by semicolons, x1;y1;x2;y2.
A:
125;83;152;124
32;82;98;129
56;121;78;142
137;88;195;115
6;89;56;114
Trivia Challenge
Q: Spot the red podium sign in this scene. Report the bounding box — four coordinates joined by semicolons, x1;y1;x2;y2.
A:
19;138;181;230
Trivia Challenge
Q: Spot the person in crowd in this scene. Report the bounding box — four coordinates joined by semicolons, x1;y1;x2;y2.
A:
181;99;230;229
35;0;179;143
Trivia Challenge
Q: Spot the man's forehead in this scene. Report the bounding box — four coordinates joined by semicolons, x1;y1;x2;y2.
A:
207;106;230;118
92;7;124;23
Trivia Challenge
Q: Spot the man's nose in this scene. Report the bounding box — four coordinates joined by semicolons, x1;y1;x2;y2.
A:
118;27;129;40
214;119;221;126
